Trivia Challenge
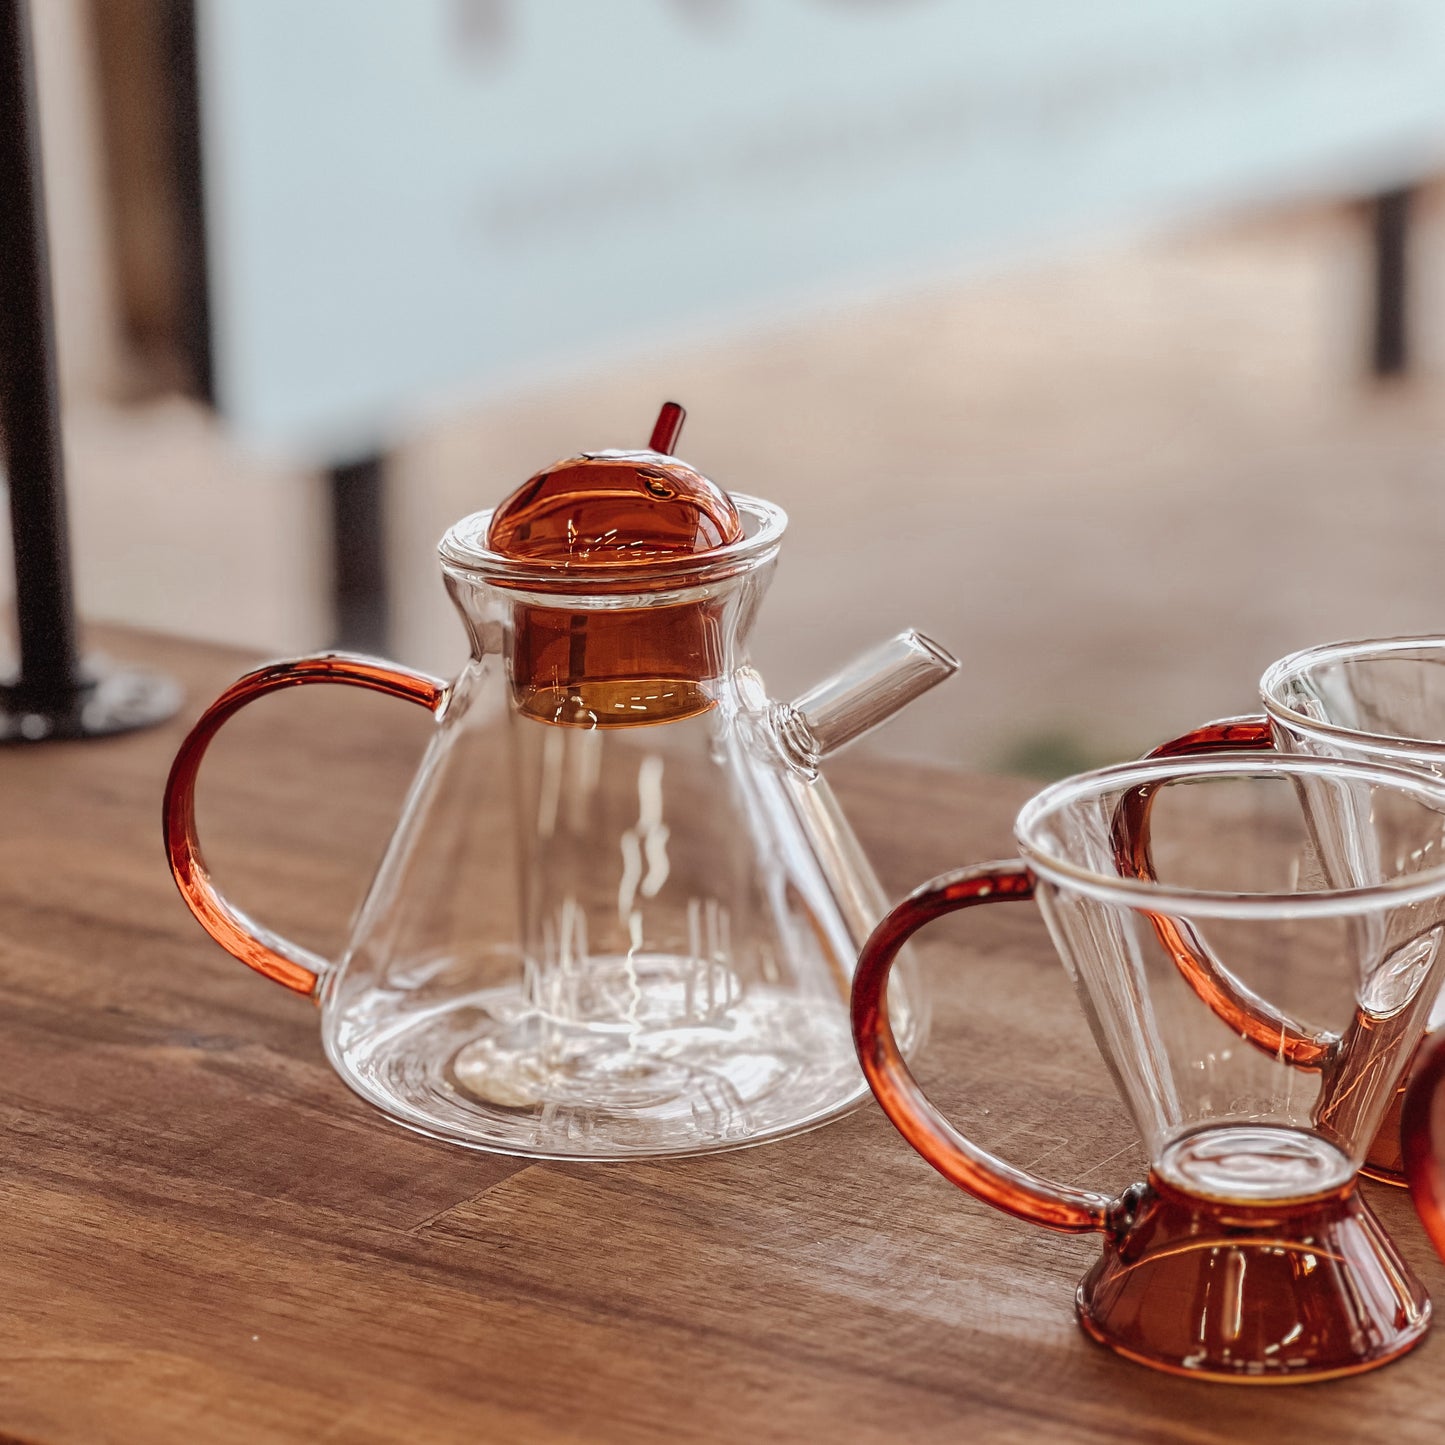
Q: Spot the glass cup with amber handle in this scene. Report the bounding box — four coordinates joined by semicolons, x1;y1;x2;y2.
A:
852;754;1445;1383
1148;635;1445;1185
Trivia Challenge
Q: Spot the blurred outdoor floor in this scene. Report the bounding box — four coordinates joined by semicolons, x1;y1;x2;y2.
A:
28;191;1445;777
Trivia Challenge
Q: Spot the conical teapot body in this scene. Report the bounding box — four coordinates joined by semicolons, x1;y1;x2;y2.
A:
320;496;925;1158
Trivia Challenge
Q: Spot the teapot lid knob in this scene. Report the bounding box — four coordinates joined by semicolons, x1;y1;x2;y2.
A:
648;400;686;454
485;401;743;565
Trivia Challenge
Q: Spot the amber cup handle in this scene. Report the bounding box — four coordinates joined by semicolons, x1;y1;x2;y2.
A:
1147;715;1273;759
852;862;1119;1236
163;654;448;997
1127;713;1338;1068
1403;1030;1445;1259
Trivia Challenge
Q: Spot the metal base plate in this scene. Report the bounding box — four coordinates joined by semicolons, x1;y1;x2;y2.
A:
0;657;182;742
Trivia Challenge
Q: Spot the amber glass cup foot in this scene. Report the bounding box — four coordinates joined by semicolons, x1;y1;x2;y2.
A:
1076;1175;1430;1383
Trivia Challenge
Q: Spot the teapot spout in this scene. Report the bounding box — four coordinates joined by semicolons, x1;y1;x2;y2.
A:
776;630;958;770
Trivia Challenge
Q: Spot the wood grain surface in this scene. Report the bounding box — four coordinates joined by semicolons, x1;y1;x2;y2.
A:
0;628;1442;1444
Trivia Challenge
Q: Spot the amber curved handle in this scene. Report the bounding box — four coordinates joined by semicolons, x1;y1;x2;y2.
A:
1403;1031;1445;1261
852;862;1118;1236
1133;716;1334;1070
1147;715;1272;759
163;654;448;997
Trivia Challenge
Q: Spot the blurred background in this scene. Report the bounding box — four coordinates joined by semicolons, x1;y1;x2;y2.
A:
8;0;1445;773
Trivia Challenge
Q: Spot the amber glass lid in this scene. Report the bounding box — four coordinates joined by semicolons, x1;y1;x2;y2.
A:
485;402;742;566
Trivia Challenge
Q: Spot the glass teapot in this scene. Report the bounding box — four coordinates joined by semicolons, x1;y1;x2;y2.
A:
164;404;955;1159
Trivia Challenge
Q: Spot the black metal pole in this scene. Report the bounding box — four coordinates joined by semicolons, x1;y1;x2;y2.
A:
0;0;84;708
1370;186;1412;379
165;0;213;404
329;453;390;653
0;0;178;740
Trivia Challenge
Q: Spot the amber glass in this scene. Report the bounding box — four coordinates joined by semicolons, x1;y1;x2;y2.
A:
1079;1174;1423;1380
487;403;743;727
1403;1031;1445;1262
505;600;725;728
853;755;1445;1382
485;458;741;567
1152;635;1445;1185
163;404;958;1160
163;655;448;995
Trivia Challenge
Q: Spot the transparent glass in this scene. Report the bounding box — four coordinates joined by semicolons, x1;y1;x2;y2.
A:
853;755;1445;1382
1263;635;1445;767
1153;633;1445;1182
166;494;953;1160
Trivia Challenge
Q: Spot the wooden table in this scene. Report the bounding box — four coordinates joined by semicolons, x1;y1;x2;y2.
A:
1;628;1442;1444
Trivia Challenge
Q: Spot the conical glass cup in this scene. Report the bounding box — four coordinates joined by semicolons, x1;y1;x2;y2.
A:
853;754;1445;1383
1152;634;1445;1183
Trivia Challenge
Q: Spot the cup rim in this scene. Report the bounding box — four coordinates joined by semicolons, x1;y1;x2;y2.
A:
1261;634;1445;760
438;492;786;590
1015;753;1445;918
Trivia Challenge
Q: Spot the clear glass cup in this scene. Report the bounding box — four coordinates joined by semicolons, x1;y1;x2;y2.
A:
1153;634;1445;1183
164;490;953;1159
853;754;1445;1382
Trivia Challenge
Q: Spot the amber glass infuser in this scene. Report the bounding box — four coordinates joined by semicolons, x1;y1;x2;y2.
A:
1149;635;1445;1184
165;404;955;1159
853;754;1445;1382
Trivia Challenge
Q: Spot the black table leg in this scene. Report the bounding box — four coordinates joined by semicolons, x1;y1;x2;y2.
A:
328;453;390;654
1371;186;1413;379
0;0;179;741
